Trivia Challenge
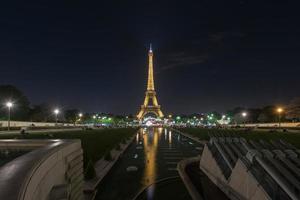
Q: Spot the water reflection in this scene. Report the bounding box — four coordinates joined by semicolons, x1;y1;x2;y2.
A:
142;128;158;185
168;130;172;148
136;132;139;143
164;129;167;140
95;127;202;200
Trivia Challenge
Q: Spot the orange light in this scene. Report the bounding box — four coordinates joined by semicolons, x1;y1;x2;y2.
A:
277;107;283;113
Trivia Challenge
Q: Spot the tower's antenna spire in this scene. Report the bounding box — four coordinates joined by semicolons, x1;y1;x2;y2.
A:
149;43;152;52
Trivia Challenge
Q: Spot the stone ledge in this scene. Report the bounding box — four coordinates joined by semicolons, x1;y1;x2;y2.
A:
177;156;203;200
83;135;136;199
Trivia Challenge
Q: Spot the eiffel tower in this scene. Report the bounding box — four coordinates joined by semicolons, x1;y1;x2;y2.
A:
137;44;164;120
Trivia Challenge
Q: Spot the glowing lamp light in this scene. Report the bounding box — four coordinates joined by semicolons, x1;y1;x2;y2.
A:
79;113;83;117
242;112;247;117
54;109;59;115
277;107;283;114
6;102;13;108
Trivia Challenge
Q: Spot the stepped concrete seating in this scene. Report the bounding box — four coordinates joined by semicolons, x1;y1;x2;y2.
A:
200;137;300;200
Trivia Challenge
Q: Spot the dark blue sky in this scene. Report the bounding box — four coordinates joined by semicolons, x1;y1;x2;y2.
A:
0;0;299;114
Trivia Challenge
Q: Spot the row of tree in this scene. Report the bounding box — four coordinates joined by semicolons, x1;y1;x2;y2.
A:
0;85;125;123
1;84;300;123
225;100;300;123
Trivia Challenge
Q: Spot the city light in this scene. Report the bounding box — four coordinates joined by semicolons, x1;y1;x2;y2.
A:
277;107;283;113
79;113;83;117
54;109;59;115
242;112;247;127
277;107;284;128
6;101;13;108
54;109;60;124
5;101;13;131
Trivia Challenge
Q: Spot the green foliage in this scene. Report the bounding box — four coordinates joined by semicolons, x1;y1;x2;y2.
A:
0;85;30;120
64;109;80;124
85;160;96;180
0;128;137;179
179;128;300;148
104;151;112;161
115;143;121;150
29;103;52;122
286;97;300;120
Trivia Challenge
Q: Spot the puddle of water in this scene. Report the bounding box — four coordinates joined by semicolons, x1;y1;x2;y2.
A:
95;128;202;200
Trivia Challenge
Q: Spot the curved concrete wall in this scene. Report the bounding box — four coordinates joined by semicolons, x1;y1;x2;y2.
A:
0;140;83;200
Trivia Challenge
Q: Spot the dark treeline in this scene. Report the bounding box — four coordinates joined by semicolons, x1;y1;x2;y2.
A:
0;85;126;123
1;85;300;123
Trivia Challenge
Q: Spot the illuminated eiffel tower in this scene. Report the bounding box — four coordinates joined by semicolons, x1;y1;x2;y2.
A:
137;44;164;120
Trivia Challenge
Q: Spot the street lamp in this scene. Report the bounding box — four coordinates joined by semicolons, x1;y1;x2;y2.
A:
6;101;13;131
277;107;283;128
242;112;247;127
54;109;59;125
79;113;83;118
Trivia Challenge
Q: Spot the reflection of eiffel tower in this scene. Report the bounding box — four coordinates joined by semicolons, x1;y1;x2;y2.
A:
137;44;164;120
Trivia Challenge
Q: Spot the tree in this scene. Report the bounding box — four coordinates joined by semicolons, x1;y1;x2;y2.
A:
64;109;80;124
247;108;262;123
286;97;300;121
0;85;30;120
257;106;277;123
29;103;52;122
226;107;245;124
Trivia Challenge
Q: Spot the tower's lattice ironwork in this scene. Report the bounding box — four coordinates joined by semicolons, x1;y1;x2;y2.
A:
137;44;164;119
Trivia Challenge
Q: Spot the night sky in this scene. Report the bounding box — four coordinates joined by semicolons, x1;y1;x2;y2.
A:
0;0;299;115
